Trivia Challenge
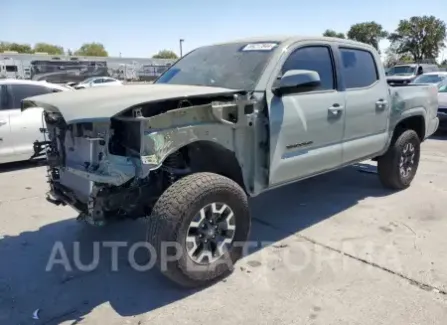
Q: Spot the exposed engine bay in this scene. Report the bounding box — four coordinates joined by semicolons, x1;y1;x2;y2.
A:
37;93;265;226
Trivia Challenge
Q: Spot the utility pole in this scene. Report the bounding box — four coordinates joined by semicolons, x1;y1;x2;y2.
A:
179;39;184;57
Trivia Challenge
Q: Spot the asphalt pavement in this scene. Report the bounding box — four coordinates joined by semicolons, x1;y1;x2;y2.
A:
1;136;447;324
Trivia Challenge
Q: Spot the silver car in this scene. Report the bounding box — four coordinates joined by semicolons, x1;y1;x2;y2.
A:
438;80;447;131
411;72;447;85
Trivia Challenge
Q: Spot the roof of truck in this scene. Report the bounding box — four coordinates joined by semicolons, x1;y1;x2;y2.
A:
209;35;376;50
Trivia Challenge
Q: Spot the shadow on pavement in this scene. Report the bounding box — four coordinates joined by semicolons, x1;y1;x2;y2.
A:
0;159;46;174
0;165;393;324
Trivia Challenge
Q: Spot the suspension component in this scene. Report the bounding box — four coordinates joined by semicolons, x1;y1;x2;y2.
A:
162;150;190;184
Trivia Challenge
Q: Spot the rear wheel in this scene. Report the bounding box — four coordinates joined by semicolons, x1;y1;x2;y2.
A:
147;172;250;288
378;129;420;189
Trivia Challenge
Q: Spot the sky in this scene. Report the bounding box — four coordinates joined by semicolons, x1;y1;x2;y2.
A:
3;0;447;61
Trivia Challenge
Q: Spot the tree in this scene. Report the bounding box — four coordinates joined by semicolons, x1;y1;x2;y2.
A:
33;42;64;55
152;50;178;59
74;42;108;57
383;45;413;68
347;22;389;51
66;49;73;56
323;29;345;39
388;15;446;62
441;59;447;66
0;41;33;53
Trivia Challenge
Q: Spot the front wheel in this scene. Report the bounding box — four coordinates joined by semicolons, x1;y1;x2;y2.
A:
147;172;251;288
377;129;421;190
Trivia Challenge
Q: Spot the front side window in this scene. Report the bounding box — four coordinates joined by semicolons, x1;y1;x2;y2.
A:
10;84;52;108
340;48;378;89
281;46;335;91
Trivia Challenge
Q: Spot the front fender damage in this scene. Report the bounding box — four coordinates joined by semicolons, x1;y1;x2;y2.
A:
46;93;265;226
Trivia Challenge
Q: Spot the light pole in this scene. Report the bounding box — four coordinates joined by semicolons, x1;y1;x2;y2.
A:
179;39;184;57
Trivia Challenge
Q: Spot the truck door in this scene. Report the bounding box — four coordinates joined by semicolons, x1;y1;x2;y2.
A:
266;43;346;187
0;85;15;163
338;47;390;163
9;83;51;158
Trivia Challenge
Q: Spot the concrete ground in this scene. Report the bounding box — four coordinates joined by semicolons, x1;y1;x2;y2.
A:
1;136;447;324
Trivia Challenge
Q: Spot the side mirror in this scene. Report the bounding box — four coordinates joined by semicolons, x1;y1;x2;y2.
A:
272;69;321;96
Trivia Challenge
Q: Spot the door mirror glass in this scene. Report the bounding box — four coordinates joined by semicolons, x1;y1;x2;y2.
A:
273;69;321;96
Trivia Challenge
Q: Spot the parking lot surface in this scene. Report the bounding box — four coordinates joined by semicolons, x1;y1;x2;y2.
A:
1;137;447;325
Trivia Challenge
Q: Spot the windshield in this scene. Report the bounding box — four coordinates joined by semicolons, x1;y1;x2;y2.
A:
388;65;416;76
155;42;280;90
412;74;446;84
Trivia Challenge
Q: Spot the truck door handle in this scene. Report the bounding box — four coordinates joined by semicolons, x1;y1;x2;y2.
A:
328;104;344;116
0;120;7;126
376;99;387;110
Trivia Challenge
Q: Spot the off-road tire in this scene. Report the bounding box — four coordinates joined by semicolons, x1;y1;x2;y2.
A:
147;172;251;288
377;129;421;190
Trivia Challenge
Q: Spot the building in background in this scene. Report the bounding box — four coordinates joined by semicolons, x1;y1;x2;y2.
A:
0;52;176;83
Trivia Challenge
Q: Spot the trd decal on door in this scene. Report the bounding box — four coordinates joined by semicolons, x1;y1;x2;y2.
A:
286;141;313;150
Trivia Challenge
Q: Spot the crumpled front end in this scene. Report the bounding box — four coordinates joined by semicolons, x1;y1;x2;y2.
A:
36;91;262;226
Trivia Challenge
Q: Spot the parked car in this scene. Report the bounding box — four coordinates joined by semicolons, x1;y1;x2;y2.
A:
387;63;440;86
410;72;447;85
74;76;122;89
437;80;447;131
23;36;439;288
0;79;72;164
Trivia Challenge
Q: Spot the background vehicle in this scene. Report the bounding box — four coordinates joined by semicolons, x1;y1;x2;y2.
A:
24;36;439;288
0;79;72;163
0;58;19;79
410;72;447;85
437;80;447;131
73;76;122;89
31;59;109;84
387;63;439;86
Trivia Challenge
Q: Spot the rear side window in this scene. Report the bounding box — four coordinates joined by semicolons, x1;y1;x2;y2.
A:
340;48;378;89
282;46;335;90
10;84;52;108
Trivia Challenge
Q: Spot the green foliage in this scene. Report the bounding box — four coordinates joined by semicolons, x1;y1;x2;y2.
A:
347;22;389;50
152;50;178;59
388;15;446;62
0;41;33;53
74;42;108;57
33;42;64;55
323;29;345;39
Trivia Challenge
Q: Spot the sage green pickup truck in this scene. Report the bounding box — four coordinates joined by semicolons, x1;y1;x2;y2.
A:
23;36;439;288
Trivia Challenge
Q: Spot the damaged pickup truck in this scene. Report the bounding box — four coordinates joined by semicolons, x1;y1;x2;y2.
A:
22;36;439;288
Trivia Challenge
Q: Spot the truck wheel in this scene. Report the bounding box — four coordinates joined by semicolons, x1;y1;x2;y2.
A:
377;129;420;190
147;172;250;288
